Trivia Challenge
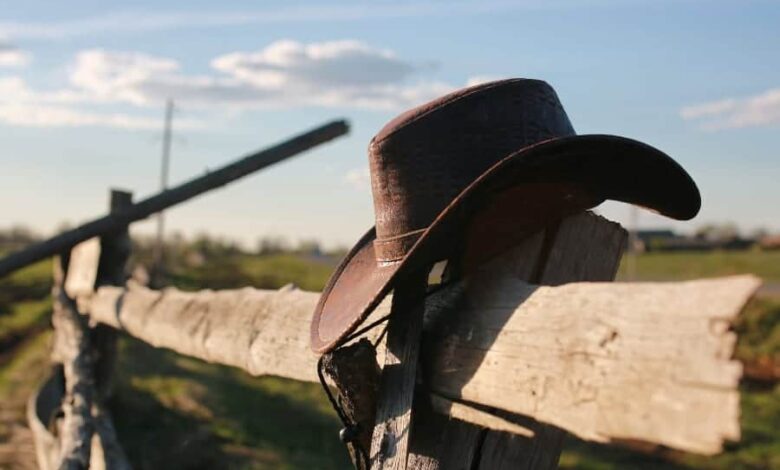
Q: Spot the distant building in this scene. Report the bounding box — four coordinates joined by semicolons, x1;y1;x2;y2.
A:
633;229;756;252
760;235;780;250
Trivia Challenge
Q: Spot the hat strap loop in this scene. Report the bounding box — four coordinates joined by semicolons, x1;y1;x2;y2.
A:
374;228;425;262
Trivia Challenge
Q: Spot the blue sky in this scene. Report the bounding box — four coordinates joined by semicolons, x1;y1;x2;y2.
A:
1;0;778;248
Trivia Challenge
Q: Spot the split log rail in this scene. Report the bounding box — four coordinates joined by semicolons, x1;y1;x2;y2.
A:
0;120;762;469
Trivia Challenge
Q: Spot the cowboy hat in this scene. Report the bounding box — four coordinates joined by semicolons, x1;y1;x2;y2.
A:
310;78;700;353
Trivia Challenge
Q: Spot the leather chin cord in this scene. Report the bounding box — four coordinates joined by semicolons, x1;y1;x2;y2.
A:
315;278;451;470
316;313;391;470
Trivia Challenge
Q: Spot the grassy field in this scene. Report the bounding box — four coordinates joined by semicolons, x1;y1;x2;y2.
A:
618;250;780;283
111;337;349;469
0;250;778;468
168;253;335;292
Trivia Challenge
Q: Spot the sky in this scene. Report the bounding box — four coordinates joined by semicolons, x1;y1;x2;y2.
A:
0;0;778;249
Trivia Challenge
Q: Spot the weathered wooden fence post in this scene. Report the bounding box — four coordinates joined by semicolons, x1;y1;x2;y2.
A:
50;250;96;469
327;212;627;469
92;190;133;400
448;212;626;470
29;190;134;470
29;212;756;469
369;269;429;469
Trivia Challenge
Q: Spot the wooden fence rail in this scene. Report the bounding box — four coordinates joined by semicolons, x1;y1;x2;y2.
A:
28;212;759;468
79;274;758;455
13;178;760;468
0;120;348;278
6;120;349;469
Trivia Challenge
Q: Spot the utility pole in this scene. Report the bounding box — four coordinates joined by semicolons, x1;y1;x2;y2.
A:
154;99;174;285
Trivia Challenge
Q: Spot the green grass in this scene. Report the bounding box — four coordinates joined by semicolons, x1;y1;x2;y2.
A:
1;249;779;468
560;261;780;470
561;384;780;470
0;331;52;406
112;336;350;469
0;256;52;289
105;252;343;468
0;257;51;309
168;253;335;292
0;298;51;342
238;254;335;291
735;297;780;362
618;250;780;282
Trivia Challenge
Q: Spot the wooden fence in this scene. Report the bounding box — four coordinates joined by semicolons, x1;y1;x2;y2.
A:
0;121;761;469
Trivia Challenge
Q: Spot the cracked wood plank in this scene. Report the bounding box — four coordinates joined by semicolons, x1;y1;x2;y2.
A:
81;253;759;456
29;190;134;470
369;270;428;470
426;275;758;456
87;283;330;383
51;258;95;470
447;212;627;470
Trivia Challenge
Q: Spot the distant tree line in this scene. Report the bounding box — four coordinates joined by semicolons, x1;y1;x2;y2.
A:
0;226;41;252
635;223;778;252
0;225;348;291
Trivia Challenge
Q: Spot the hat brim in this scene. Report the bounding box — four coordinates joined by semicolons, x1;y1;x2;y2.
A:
310;134;700;353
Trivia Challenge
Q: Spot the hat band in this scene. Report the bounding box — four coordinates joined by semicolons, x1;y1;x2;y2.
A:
373;228;426;263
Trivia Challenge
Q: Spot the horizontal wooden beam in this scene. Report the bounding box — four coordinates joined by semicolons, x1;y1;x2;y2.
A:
83;274;759;455
87;283;329;383
0;119;349;278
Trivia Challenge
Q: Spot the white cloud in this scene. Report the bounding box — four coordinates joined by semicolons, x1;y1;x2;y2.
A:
0;103;162;129
0;44;30;67
67;41;456;110
680;88;780;130
0;39;490;129
345;167;371;191
212;40;414;89
70;49;179;104
0;76;202;130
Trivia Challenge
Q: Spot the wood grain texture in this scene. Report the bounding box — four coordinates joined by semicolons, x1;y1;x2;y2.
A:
89;190;133;469
429;396;533;437
321;339;380;468
27;369;64;470
80;225;759;455
428;275;758;456
370;270;429;470
30;211;133;470
87;283;329;383
416;228;548;470
27;372;131;470
63;238;101;300
447;212;626;469
93;189;133;401
51;259;95;470
89;403;131;470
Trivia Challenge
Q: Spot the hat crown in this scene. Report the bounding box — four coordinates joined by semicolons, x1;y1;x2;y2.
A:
368;79;575;260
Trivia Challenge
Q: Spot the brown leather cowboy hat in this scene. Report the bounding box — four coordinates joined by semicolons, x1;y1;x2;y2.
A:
310;78;700;353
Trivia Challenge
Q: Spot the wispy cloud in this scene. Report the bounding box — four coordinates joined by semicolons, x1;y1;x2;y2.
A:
0;1;649;40
209;40;452;110
0;39;490;129
0;103;164;129
0;76;202;130
681;87;780;130
66;41;455;110
0;43;31;67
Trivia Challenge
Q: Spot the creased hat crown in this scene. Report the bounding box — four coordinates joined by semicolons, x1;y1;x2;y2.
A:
368;78;575;262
